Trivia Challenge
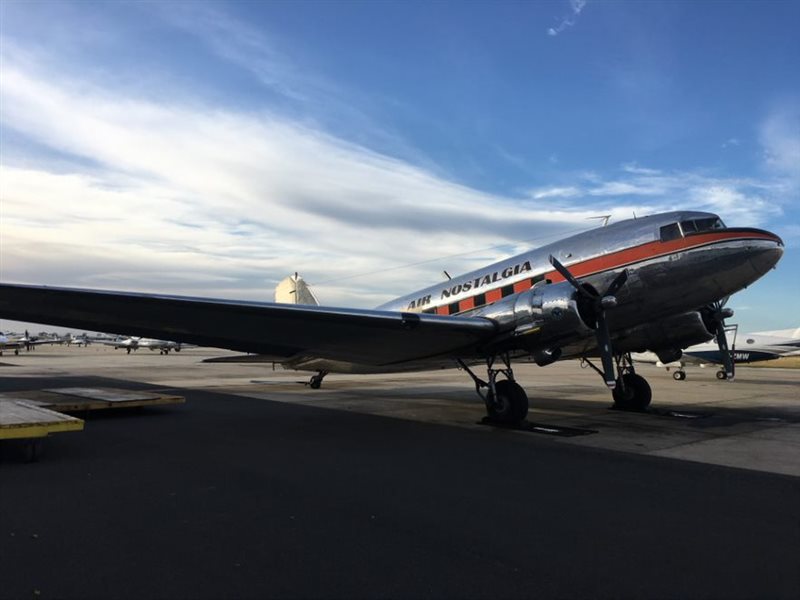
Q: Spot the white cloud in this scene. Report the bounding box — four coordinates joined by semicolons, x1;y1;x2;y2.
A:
621;163;662;175
547;0;587;37
528;186;581;199
0;60;599;308
760;106;800;185
521;164;788;229
587;181;664;196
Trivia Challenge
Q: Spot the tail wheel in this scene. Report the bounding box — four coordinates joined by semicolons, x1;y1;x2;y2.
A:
612;373;652;411
673;370;686;381
486;380;529;424
716;370;728;380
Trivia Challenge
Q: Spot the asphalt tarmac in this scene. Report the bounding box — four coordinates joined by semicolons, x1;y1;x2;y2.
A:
1;348;799;599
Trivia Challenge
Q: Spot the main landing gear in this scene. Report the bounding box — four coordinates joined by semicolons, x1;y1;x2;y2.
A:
673;370;687;381
582;352;652;411
457;354;529;425
307;370;328;389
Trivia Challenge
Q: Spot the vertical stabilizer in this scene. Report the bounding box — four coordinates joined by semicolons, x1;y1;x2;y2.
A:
274;273;320;306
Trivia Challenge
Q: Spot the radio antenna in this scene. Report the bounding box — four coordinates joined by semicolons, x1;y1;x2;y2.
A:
587;215;612;227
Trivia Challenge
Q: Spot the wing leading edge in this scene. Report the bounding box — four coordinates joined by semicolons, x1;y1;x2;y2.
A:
0;284;498;366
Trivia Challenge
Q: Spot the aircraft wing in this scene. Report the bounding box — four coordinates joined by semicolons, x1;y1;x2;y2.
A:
0;284;498;365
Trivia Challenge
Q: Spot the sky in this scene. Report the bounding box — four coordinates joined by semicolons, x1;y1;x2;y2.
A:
1;0;798;335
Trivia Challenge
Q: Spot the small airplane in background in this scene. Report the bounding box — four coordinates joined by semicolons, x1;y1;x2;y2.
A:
104;336;188;354
0;331;25;355
633;326;800;380
63;333;92;347
0;211;785;424
0;330;63;354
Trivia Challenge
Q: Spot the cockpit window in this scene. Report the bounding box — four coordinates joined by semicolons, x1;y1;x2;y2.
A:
680;217;726;234
695;217;725;230
660;223;682;242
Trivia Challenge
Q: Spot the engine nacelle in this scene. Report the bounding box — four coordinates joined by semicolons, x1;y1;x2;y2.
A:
473;282;593;354
613;310;715;354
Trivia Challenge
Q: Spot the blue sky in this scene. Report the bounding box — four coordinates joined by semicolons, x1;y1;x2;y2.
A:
1;0;798;333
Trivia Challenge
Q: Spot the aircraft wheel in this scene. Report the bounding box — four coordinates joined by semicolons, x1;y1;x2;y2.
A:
716;370;727;380
612;373;652;411
673;370;686;381
14;349;19;355
486;380;529;424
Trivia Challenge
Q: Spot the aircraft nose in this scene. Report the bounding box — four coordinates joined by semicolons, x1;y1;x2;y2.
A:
747;232;784;277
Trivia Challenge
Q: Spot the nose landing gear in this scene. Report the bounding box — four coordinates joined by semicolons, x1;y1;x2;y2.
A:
672;370;687;381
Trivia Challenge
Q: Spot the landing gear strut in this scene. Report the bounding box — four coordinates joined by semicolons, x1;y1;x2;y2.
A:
457;354;529;425
582;352;652;411
307;370;328;389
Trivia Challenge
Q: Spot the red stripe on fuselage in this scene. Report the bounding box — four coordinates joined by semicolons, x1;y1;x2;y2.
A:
430;230;777;316
545;230;778;283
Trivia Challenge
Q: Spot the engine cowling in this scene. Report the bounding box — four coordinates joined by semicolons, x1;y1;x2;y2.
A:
473;282;594;357
612;310;715;354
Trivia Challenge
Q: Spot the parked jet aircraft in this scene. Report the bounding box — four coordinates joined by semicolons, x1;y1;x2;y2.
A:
633;326;800;380
0;211;784;424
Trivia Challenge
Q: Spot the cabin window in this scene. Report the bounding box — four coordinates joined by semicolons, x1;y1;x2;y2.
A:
660;223;681;242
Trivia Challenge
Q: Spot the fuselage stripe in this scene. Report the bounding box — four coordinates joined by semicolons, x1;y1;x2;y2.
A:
421;231;778;316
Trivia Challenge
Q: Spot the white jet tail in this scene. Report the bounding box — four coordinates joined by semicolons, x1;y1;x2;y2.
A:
274;273;319;306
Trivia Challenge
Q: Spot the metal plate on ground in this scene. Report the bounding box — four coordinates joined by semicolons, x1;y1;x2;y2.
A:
479;417;598;437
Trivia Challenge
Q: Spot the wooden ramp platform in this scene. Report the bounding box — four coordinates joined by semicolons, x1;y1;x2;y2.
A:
1;388;184;460
0;397;84;441
36;387;185;411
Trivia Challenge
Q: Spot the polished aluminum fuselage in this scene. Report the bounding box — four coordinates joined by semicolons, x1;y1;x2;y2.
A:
290;211;783;374
378;211;780;320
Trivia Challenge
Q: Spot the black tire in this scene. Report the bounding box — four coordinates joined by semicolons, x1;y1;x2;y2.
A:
716;370;727;380
486;380;529;424
673;370;686;381
613;373;652;411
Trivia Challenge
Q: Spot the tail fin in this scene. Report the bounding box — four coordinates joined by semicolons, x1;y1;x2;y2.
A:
274;273;319;306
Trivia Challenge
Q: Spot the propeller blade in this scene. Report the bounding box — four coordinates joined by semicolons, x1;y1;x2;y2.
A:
605;269;629;298
549;256;596;299
596;311;617;388
715;322;735;381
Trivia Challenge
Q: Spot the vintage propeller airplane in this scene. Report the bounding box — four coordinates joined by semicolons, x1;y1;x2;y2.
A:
0;211;784;424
